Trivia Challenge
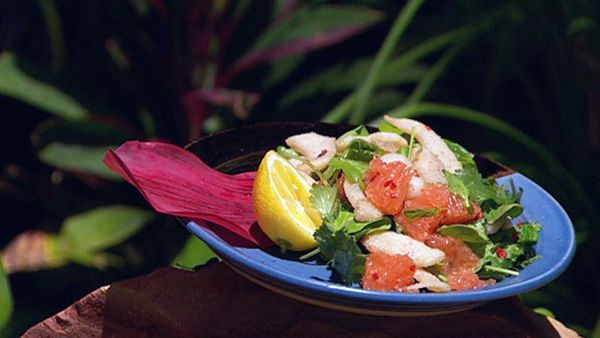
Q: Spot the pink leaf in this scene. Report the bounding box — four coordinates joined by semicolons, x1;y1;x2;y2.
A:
220;12;380;86
103;141;272;247
182;88;260;120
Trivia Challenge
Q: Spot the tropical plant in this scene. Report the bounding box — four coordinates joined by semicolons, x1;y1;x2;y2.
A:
0;0;598;336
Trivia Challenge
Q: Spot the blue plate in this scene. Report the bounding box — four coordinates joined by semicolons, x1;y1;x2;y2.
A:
180;122;576;316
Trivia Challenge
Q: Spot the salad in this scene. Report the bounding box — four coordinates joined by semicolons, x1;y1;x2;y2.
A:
252;116;542;293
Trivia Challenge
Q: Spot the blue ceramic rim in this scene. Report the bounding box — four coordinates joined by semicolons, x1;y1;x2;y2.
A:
183;172;575;306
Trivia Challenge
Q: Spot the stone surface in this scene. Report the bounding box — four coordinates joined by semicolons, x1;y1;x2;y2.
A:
23;263;579;338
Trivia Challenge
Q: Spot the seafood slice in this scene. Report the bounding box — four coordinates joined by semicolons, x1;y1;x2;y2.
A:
362;231;445;267
413;148;446;184
285;132;336;170
379;153;411;166
336;132;408;153
384;116;462;172
367;132;408;153
343;180;383;222
407;176;425;199
406;269;451;293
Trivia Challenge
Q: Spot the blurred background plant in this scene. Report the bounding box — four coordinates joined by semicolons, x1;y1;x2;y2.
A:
0;0;598;336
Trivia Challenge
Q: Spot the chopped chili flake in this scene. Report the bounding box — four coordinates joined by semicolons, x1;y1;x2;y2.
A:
495;247;507;259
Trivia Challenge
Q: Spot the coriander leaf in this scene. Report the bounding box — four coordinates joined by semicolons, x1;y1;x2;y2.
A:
351;217;393;238
438;223;489;243
438;222;489;256
326;158;369;184
378;121;404;135
339;125;369;139
331;211;355;232
444;170;472;212
313;225;366;285
425;262;448;283
310;185;340;223
485;203;524;224
329;211;392;238
314;225;336;261
344;139;383;162
331;236;367;285
517;222;543;244
403;208;440;221
444;139;476;168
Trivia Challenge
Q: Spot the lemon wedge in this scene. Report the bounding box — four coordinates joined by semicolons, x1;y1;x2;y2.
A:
253;151;322;251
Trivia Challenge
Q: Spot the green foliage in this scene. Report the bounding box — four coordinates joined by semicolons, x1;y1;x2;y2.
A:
60;206;152;253
310;185;341;223
171;236;218;271
0;54;88;120
39;143;121;180
403;208;440;221
0;262;13;332
248;5;384;53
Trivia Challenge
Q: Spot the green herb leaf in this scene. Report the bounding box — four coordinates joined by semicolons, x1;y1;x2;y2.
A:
485;203;524;224
444;139;476;168
324;157;369;184
517;222;543;244
339;125;370;139
315;225;367;285
438;223;489;243
332;241;367;285
378;121;404;135
425;262;448;283
444;170;472;212
343;138;382;162
438;222;489;256
310;185;341;223
403;208;440;220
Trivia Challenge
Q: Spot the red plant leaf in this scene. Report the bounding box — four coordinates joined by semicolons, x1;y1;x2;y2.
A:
221;25;371;85
182;88;260;121
103;141;271;247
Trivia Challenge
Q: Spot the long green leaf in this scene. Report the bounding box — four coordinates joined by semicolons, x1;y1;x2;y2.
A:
0;53;88;120
171;236;218;271
0;261;12;331
280;61;426;108
38;143;121;180
405;43;465;105
37;0;65;69
249;5;383;52
322;25;475;123
349;0;425;124
60;205;153;252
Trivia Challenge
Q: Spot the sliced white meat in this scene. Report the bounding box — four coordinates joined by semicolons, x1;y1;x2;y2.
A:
379;153;412;166
285;132;336;170
406;269;451;293
342;180;383;222
361;231;445;267
336;132;408;154
383;116;462;172
413;148;446;184
367;132;407;153
407;176;425;199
